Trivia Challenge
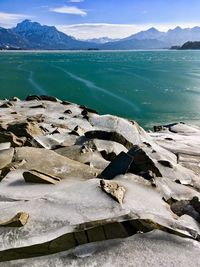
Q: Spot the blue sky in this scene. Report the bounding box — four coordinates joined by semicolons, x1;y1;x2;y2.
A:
1;0;200;39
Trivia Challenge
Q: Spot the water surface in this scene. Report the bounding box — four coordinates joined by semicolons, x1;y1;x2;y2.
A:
1;50;200;129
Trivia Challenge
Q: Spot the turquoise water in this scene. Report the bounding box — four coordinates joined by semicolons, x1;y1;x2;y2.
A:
1;50;200;129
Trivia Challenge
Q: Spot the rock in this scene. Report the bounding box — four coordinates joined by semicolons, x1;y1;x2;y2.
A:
83;139;128;161
99;152;134;179
100;180;126;204
40;95;60;102
26;95;59;102
0;142;11;151
7;121;44;139
1;97;200;265
168;196;200;223
0;159;27;179
128;145;162;177
70;125;85;136
79;105;98;115
0;131;25;147
153;125;166;132
3;230;200;267
55;145;109;170
156;122;200;134
190;197;200;213
62;101;71;105
9;97;20;102
170;200;200;222
27;115;45;123
81;140;97;153
0;212;29;227
23;170;61;184
155;176;200;202
29;103;46;109
64;109;72;114
0;102;13;108
32;135;63;150
85;130;134;149
88;115;149;147
0;174;199;262
0;148;14;170
25;95;41;101
157;160;173;168
14;147;99;180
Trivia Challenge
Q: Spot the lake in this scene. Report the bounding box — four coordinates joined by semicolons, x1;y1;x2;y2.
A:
1;50;200;129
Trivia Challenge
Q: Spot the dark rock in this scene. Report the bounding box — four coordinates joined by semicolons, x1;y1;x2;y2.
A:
0;131;25;147
169;197;200;223
62;101;71;105
7;121;44;138
0;102;13;108
39;95;59;102
79;105;98;114
64;109;72;114
81;109;88;116
128;146;162;177
99;146;162;180
25;95;41;101
190;197;200;213
143;142;152;148
70;126;85;136
26;95;59;102
137;170;155;181
153;125;165;132
158;160;173;168
99;152;134;179
103;222;128;239
165;138;173;141
29;104;46;109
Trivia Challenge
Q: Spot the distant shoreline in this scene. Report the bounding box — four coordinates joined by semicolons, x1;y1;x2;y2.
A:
0;49;181;53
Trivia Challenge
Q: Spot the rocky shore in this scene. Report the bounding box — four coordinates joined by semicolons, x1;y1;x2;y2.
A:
0;96;200;266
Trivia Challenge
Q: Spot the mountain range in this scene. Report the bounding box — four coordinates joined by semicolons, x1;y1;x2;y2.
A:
1;20;200;50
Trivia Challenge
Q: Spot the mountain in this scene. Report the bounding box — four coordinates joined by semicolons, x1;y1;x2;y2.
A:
161;26;200;46
124;27;165;41
1;20;200;50
101;38;167;50
112;26;200;48
99;27;168;50
0;27;29;49
85;37;120;44
12;20;97;50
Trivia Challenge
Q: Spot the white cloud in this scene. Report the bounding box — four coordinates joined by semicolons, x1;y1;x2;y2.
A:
57;22;200;39
0;12;31;28
50;6;87;16
57;23;143;39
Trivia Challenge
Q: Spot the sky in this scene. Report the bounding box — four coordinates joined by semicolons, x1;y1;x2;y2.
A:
1;0;200;39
